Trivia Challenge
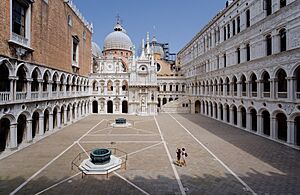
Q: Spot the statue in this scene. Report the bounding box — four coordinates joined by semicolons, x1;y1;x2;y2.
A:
115;102;119;111
100;102;104;111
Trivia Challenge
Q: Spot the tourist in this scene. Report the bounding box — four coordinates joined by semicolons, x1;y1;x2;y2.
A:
176;148;181;166
181;148;188;166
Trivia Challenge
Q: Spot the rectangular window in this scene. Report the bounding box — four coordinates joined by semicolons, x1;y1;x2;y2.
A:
223;27;227;41
232;20;236;36
223;54;227;68
12;0;28;37
266;35;272;56
265;0;272;16
246;10;251;28
227;24;230;39
280;0;286;8
237;16;241;33
170;85;173;92
72;36;79;64
163;85;166;91
246;44;251;61
237;48;241;64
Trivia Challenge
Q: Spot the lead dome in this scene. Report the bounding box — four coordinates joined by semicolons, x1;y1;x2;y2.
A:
103;23;133;52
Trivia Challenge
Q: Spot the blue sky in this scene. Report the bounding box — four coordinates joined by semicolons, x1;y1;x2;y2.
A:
72;0;225;53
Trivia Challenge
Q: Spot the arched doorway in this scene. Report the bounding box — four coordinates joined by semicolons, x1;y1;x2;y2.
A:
241;107;246;128
220;104;224;121
0;63;10;95
295;116;300;146
32;112;39;138
122;101;128;113
44;110;49;133
0;118;10;152
72;105;76;120
214;102;218;119
107;100;113;113
250;109;257;131
92;101;98;113
276;113;287;142
226;105;230;123
262;110;270;136
53;108;58;129
61;107;65;126
17;114;27;145
233;106;237;125
195;100;200;114
67;105;71;122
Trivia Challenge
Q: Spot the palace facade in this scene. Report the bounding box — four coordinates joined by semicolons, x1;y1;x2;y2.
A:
177;0;300;148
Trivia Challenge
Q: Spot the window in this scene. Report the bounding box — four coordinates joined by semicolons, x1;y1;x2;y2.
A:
217;56;220;69
72;36;79;65
227;24;230;39
237;47;241;64
246;10;250;28
246;44;251;61
83;30;87;40
237;16;241;33
170;85;173;92
280;0;286;8
232;20;236;36
266;34;272;56
12;0;28;37
223;53;227;68
68;15;72;26
163;85;166;91
265;0;272;16
280;29;286;52
223;26;227;41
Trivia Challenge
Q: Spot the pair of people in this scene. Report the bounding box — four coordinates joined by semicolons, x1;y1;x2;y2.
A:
176;148;188;166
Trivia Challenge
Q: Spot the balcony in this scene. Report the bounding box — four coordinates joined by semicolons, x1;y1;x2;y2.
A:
277;92;287;99
10;33;29;48
16;92;27;100
251;92;257;97
42;92;49;98
0;92;10;101
263;92;270;98
31;92;39;99
242;92;247;97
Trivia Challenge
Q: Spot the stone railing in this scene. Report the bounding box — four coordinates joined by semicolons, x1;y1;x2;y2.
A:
277;92;287;99
251;92;257;97
31;92;39;99
263;92;270;98
11;32;29;47
296;92;300;99
0;92;10;101
16;92;27;100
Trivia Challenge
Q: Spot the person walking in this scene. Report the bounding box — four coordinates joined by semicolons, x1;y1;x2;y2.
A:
181;148;188;166
176;148;181;166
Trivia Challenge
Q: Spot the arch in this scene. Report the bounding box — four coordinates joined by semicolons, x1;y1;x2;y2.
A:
249;108;257;132
169;97;173;102
0;118;10;152
214;102;218;119
232;105;237;125
122;80;128;91
162;98;167;105
53;107;58;129
92;80;98;92
294;65;300;99
16;63;29;78
44;109;50;132
295;116;300;146
261;71;270;97
158;97;161;108
279;28;286;52
249;73;257;97
42;70;51;92
232;76;237;96
262;110;271;136
276;68;287;98
122;101;128;113
276;112;287;142
17;114;27;145
240;106;247;128
0;62;10;92
16;65;28;92
60;105;65;125
195;100;200;114
52;72;59;92
0;58;14;76
225;104;230;123
92;100;98;113
107;100;113;113
219;103;224;121
240;74;246;96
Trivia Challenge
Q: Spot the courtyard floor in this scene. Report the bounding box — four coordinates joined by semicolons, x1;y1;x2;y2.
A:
0;113;300;195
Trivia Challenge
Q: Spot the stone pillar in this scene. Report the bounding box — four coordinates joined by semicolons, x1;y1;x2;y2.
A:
39;116;44;136
48;81;53;98
223;106;228;123
237;81;241;97
270;78;276;99
223;84;227;96
230;108;234;125
246;112;251;131
49;114;53;131
271;117;277;139
26;120;32;142
57;112;61;128
287;77;295;101
10;78;17;101
246;81;250;97
257;114;263;135
257;80;262;98
237;110;242;128
8;123;17;150
38;79;43;98
287;120;295;145
26;79;32;100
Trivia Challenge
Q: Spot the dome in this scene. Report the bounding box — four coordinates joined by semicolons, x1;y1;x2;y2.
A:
92;42;101;57
103;23;133;52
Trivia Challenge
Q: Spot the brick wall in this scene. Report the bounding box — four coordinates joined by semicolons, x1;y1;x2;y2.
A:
0;0;92;76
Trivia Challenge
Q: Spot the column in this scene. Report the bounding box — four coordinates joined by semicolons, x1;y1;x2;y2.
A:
48;114;53;131
26;79;32;100
287;120;295;145
257;114;263;135
246;81;250;97
10;77;17;101
223;84;227;96
26;120;33;142
57;112;61;128
272;32;280;54
223;106;228;123
237;110;242;128
8;123;17;150
237;81;241;97
246;112;251;131
39;116;44;136
257;80;262;98
38;79;43;98
287;77;295;101
270;78;276;99
270;117;277;139
230;108;234;125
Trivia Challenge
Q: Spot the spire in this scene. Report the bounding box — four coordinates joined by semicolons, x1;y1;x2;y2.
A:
146;32;150;55
114;14;123;31
140;39;145;58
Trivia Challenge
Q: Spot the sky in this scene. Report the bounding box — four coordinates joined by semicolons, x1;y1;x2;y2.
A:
72;0;225;53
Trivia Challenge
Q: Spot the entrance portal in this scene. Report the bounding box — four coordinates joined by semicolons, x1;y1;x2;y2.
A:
107;100;113;113
122;101;128;113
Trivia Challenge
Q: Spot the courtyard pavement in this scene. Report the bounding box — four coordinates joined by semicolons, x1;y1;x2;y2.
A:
0;113;299;194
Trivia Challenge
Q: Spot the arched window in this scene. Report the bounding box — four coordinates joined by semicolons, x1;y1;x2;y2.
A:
266;34;272;56
246;9;250;28
262;71;270;98
241;75;247;96
279;29;286;52
277;69;287;98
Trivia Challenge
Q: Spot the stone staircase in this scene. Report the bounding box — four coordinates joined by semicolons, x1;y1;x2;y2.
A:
160;96;191;113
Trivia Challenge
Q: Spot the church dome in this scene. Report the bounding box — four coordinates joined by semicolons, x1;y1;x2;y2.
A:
103;23;133;52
